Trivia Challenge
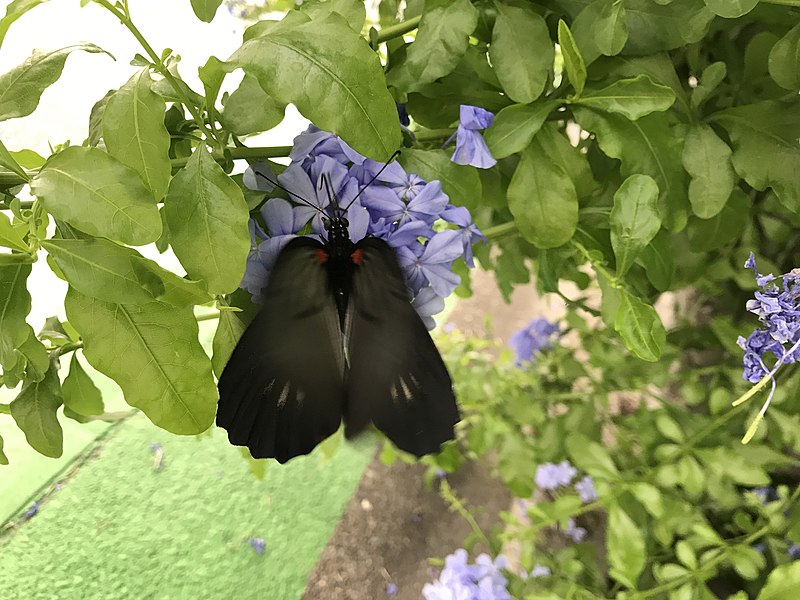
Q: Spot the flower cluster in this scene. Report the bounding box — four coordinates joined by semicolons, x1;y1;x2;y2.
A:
241;126;485;329
738;253;800;383
535;460;577;490
423;549;510;600
509;318;560;366
735;254;800;438
248;536;265;555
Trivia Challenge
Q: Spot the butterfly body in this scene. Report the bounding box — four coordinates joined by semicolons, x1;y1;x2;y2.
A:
217;215;460;464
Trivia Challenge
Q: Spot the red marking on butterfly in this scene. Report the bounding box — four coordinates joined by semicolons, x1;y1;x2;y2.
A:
314;249;329;264
350;249;363;265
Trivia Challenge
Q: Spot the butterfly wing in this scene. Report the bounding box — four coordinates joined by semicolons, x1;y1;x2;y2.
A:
216;237;345;463
344;237;459;456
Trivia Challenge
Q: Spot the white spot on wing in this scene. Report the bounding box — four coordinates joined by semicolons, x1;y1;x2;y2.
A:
276;382;290;409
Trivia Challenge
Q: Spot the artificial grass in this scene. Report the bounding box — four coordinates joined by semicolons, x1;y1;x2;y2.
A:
0;415;376;600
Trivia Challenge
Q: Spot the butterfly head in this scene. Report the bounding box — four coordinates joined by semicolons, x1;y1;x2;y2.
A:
322;215;351;245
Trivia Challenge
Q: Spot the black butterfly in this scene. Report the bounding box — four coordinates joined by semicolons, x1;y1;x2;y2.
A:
216;156;460;463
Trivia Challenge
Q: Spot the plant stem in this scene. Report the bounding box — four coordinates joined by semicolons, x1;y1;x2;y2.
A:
53;341;84;358
372;16;422;44
93;0;215;143
0;403;10;415
439;479;494;551
483;222;518;241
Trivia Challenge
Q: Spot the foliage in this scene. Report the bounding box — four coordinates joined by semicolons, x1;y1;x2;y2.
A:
1;0;800;596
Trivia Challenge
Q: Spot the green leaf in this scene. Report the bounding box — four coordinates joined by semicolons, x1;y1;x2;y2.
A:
573;75;675;120
638;230;673;291
387;0;477;93
10;148;45;169
17;332;48;382
565;433;620;479
0;138;28;180
614;290;666;362
630;482;664;518
0;252;35;266
164;148;249;295
0;44;110;121
0;263;32;370
30;146;162;245
397;148;482;213
0;0;46;50
768;23;800;91
221;74;286;136
0;433;7;464
758;561;800;600
190;0;222;22
0;211;28;252
300;0;366;31
488;0;552;104
42;238;165;304
62;354;103;416
687;188;750;252
558;20;586;97
682;124;734;219
607;504;646;588
484;101;556;160
713;101;800;213
695;447;770;486
574;107;688;232
703;0;758;18
212;308;246;378
656;413;684;443
152;268;214;307
535;123;597;199
103;69;171;201
198;56;225;109
87;89;114;147
622;0;714;55
610;174;661;277
508;137;578;249
228;13;400;160
595;0;627;56
64;288;217;435
691;62;726;109
11;362;63;458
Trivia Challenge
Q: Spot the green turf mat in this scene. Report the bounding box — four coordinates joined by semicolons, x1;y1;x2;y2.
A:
0;415;376;600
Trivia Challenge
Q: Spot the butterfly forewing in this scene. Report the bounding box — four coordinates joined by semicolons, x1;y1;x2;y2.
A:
216;237;346;463
344;237;459;456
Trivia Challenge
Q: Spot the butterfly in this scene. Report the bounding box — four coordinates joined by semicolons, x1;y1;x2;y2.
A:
216;154;460;463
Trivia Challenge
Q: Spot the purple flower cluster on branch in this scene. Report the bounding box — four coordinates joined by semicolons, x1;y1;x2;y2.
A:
240;126;485;329
509;318;560;366
448;105;497;169
423;549;511;600
735;254;800;436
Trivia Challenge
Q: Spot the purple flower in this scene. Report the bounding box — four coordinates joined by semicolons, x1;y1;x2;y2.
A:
510;319;560;366
789;544;800;560
423;549;510;600
563;518;587;543
386;582;398;597
575;475;598;503
753;486;777;504
243;161;277;192
413;287;446;330
449;105;497;169
535;460;577;490
396;230;463;297
23;502;39;519
361;180;449;226
441;205;487;268
248;537;265;555
530;564;551;578
738;254;800;430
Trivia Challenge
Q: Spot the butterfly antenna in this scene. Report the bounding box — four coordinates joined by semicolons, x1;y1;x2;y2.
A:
320;172;340;216
255;167;325;216
342;150;402;212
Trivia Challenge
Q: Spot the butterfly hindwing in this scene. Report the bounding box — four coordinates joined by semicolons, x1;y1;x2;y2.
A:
344;237;459;456
216;237;346;463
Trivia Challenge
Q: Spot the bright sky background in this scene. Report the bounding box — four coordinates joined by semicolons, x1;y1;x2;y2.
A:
0;0;307;328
